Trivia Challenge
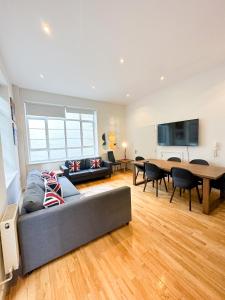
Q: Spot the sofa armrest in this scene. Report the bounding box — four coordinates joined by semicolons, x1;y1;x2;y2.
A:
18;186;131;275
60;164;69;177
102;160;113;173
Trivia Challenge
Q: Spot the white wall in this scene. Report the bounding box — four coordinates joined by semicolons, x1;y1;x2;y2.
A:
13;87;126;187
126;63;225;166
0;56;21;299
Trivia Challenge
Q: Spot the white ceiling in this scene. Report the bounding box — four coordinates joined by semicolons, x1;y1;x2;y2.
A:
1;0;225;104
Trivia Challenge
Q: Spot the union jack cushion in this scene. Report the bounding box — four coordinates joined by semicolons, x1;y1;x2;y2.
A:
45;178;63;197
43;187;65;208
69;160;81;172
90;159;101;169
41;170;57;180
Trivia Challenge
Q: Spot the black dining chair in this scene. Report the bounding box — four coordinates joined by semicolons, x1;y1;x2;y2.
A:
166;157;181;182
211;173;225;196
168;157;182;162
189;159;209;186
143;163;168;197
107;151;121;172
189;159;209;166
135;156;145;180
170;167;202;211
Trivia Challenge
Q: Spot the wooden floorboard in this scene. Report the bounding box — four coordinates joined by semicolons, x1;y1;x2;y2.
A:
6;171;225;300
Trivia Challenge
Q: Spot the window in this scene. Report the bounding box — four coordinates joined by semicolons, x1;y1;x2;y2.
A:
26;105;98;163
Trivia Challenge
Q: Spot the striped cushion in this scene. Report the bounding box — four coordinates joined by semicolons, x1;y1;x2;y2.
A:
45;178;63;197
43;187;65;208
69;160;81;172
90;159;101;169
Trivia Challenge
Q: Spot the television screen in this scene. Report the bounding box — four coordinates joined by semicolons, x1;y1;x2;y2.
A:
158;119;199;146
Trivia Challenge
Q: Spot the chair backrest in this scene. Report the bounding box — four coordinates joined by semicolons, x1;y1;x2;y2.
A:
171;167;194;188
135;156;145;161
168;157;181;162
189;159;209;166
107;151;116;163
145;163;164;180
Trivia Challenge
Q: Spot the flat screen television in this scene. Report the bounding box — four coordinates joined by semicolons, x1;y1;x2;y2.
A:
158;119;199;146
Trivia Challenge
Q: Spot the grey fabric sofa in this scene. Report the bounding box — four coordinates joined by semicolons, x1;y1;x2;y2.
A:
18;170;131;275
60;157;112;184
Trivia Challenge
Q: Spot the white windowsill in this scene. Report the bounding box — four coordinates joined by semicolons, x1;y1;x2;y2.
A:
28;155;100;166
28;159;65;166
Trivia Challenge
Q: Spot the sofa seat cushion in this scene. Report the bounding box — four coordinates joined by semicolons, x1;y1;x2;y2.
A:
23;182;45;213
90;167;109;174
69;169;91;178
63;194;83;203
58;176;80;198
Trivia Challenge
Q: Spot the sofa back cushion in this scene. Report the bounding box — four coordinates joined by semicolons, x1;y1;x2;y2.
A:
27;170;45;191
23;182;45;213
65;159;86;170
85;157;102;169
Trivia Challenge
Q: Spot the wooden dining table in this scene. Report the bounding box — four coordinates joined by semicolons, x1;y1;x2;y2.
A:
132;159;225;215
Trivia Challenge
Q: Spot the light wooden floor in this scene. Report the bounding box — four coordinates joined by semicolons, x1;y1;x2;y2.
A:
7;171;225;300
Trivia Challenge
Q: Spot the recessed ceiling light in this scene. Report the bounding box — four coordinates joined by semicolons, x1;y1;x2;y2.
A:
91;85;96;89
160;76;165;81
120;58;125;64
41;22;52;36
40;73;44;79
126;93;130;97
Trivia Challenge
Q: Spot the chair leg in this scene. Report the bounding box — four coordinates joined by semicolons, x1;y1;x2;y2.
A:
168;174;170;182
152;180;154;188
143;179;147;192
159;179;162;185
143;172;145;179
189;189;192;211
170;186;176;202
156;180;158;197
135;170;139;182
163;177;168;192
179;188;182;197
196;186;202;204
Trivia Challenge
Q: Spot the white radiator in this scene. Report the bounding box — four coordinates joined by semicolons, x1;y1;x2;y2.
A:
0;204;19;275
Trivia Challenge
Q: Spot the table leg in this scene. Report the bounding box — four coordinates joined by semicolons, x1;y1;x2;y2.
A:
220;189;225;199
202;178;210;214
133;164;137;185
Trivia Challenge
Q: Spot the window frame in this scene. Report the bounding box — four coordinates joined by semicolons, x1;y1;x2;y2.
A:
26;112;98;164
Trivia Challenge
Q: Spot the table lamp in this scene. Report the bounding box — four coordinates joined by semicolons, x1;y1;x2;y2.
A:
122;142;127;159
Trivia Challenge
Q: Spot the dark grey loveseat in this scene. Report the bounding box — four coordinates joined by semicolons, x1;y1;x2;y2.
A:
18;170;131;275
60;157;112;184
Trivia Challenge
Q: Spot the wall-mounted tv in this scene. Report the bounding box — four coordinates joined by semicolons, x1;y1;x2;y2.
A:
158;119;199;146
